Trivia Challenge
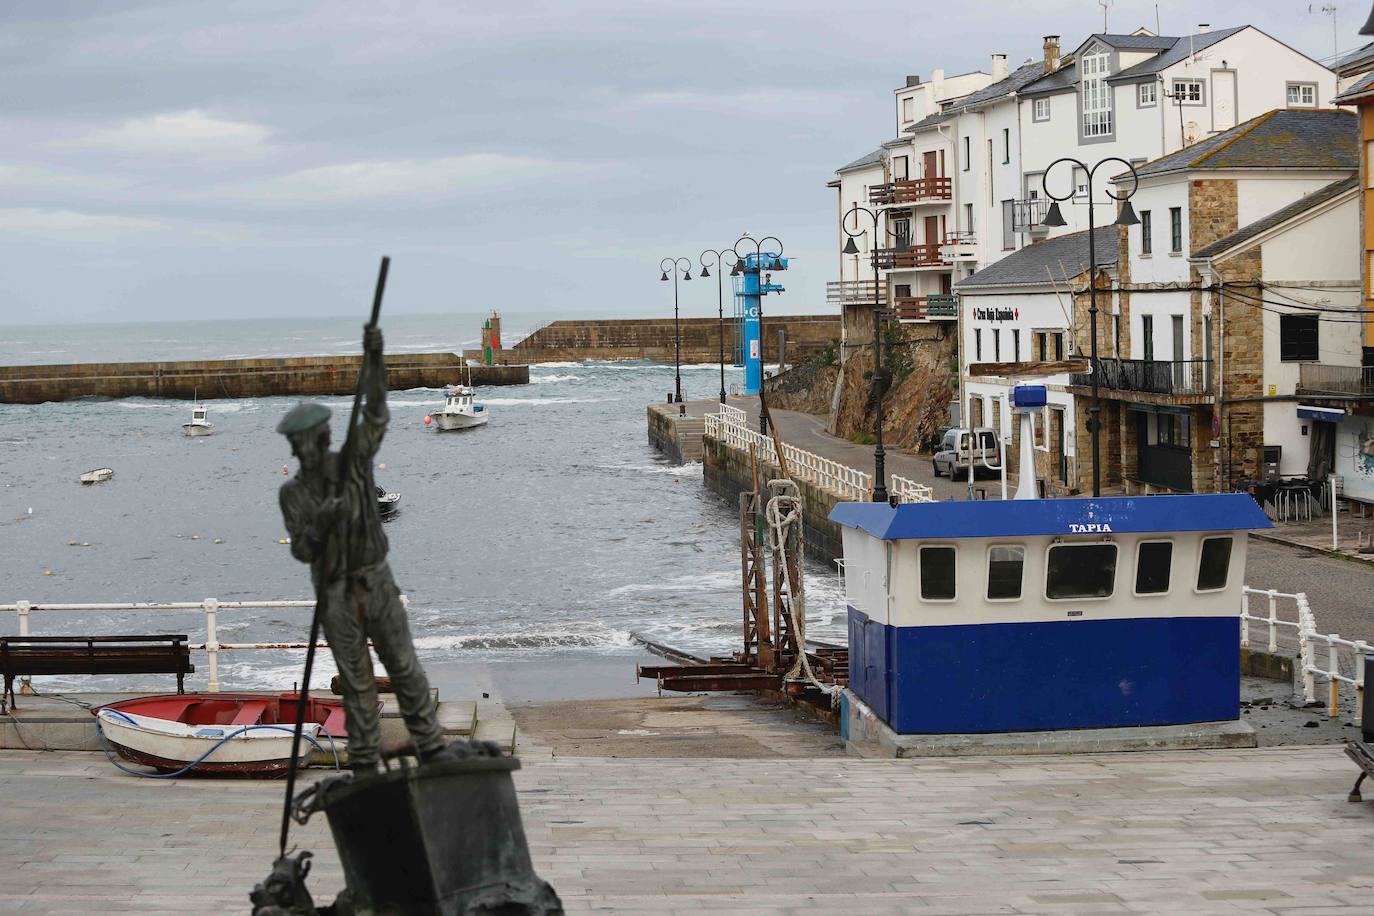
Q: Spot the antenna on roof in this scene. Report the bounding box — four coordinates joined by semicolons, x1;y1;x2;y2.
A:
1099;0;1112;32
1309;5;1339;66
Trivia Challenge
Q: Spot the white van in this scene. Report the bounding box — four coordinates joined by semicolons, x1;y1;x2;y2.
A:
931;426;1001;478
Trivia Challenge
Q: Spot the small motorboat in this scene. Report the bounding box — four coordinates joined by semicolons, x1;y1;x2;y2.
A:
182;400;214;437
376;484;400;517
432;384;488;431
79;467;114;485
92;692;367;777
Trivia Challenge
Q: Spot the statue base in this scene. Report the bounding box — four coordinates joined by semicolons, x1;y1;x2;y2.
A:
254;744;561;915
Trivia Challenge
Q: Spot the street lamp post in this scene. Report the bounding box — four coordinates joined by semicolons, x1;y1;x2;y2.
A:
659;257;692;403
732;235;784;436
1039;157;1140;498
699;247;739;404
841;205;893;503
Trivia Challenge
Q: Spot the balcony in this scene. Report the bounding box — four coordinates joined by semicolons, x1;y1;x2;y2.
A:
1070;358;1213;396
1013;198;1052;234
825;279;879;306
874;243;948;270
1297;364;1374;397
891;294;959;322
939;231;977;261
869;177;952;205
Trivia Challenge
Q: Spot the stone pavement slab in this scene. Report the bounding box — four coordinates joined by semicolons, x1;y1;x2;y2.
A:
3;745;1374;913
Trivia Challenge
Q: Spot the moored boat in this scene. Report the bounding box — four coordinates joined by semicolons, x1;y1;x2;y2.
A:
92;692;364;777
432;384;488;431
182;401;214;437
79;467;114;484
376;484;401;516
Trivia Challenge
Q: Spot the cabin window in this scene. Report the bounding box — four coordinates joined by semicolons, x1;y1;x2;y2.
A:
1134;540;1172;594
986;545;1024;600
1196;536;1233;591
1046;544;1116;599
919;546;957;600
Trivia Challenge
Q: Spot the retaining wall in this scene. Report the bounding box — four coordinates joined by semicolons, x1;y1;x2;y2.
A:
0;353;528;403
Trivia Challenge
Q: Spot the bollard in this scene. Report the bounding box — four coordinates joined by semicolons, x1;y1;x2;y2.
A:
1240;591;1250;649
1329;635;1340;717
204;598;220;693
16;600;33;695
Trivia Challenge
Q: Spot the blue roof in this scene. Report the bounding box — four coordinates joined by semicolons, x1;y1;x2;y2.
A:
829;494;1272;541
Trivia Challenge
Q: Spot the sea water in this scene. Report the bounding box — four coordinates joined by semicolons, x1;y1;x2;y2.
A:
0;314;845;693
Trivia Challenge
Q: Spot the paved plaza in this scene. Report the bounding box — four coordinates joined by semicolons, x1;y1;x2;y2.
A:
3;743;1374;914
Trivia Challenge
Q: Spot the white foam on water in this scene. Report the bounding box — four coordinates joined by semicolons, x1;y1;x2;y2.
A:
605;568;736;598
413;626;634;652
528;374;582;384
595;462;701;476
480;397;616;406
529;361;581;368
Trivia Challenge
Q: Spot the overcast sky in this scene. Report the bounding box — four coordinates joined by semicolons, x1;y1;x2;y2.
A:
0;0;1357;325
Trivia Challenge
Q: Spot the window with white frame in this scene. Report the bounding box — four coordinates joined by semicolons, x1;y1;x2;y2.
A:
1080;48;1113;137
1032;97;1050;122
902;96;915;122
1172;78;1204;105
1138;82;1157;107
962;136;970;170
1286;83;1317;108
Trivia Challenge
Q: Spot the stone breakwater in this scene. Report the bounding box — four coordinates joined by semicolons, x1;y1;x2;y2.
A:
0;353;528;403
512;315;839;365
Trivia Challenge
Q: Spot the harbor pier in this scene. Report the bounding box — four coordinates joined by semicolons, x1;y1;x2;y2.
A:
0;352;528;404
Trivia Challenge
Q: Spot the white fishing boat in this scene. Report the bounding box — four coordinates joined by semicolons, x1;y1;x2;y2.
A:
182;400;214;437
79;468;114;484
432;384;488;431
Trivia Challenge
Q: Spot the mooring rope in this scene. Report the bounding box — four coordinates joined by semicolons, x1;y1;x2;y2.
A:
764;478;837;705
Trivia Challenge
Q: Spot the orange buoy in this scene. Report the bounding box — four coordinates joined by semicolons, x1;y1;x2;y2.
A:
423;415;432;426
282;465;289;475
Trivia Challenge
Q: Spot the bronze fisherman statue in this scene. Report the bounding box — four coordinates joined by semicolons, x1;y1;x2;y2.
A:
251;258;559;916
276;325;446;775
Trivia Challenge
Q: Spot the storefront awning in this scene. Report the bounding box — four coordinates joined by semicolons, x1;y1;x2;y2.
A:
1297;404;1345;423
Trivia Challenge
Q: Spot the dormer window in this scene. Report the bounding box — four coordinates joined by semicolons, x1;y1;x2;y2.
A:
1080;47;1113;138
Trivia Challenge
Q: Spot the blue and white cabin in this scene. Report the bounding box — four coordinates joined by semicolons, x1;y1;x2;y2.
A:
829;494;1272;734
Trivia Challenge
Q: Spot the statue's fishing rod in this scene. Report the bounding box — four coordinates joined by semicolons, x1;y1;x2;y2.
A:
278;255;390;857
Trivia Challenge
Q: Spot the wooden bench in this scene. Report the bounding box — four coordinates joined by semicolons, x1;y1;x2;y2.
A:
0;635;195;712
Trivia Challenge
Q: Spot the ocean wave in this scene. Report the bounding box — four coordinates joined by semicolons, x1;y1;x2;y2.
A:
529;361;581;368
528;374;582;384
413;628;633;651
479;397;616;406
595;462;702;476
605;568;737;597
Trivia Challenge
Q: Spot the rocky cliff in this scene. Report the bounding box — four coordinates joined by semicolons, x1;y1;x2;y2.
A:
831;324;956;452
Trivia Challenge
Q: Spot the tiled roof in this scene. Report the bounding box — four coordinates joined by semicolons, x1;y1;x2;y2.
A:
906;108;960;132
1128;109;1356;178
1018;60;1079;96
1091;33;1178;51
1192;177;1357;259
1335;41;1374;77
1108;26;1246;82
1335;70;1374;104
954;227;1119;291
903;61;1049;133
836;148;885;173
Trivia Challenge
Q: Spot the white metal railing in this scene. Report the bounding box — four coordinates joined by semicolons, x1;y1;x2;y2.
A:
1241;586;1370;717
705;408;933;504
707;411;869;500
890;475;934;504
0;598;361;693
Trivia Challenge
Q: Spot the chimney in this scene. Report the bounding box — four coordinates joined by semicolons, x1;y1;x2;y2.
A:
991;53;1008;81
1198;23;1209;33
932;68;946;98
1043;36;1061;73
905;75;921;88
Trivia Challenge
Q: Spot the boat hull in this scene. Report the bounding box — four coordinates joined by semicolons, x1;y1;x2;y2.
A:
433;412;488;431
92;692;358;778
182;423;214;437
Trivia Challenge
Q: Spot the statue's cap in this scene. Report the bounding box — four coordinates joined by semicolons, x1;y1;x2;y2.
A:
276;401;331;435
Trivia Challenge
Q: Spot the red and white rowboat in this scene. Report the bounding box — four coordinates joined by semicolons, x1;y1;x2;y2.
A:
92;692;364;777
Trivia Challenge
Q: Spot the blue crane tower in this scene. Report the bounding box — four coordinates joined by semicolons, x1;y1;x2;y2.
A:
732;252;787;395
